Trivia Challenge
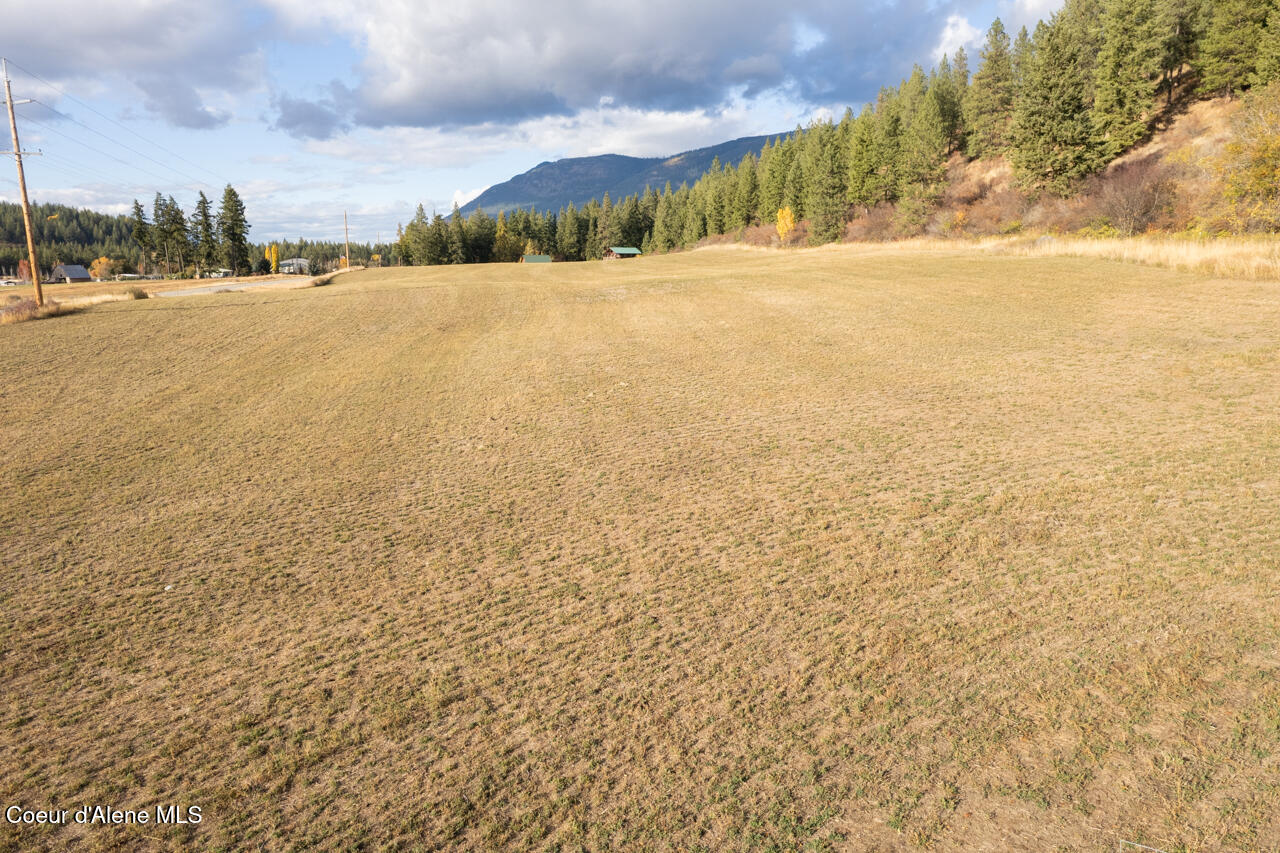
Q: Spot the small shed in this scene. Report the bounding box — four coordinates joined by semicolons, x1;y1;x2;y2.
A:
604;247;641;260
51;264;91;282
280;257;310;275
520;254;552;263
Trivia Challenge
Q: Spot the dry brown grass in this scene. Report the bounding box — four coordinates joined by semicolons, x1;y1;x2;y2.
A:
1;246;1279;851
1002;234;1280;280
0;298;85;325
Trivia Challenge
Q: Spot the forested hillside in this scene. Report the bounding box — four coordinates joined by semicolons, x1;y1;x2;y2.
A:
0;202;137;274
399;0;1280;264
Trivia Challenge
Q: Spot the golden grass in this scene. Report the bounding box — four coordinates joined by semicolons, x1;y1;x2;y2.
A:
1;246;1279;851
1002;234;1280;281
0;298;86;325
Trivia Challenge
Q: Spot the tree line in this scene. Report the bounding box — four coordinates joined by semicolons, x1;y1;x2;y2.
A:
398;0;1280;263
128;185;252;276
0;201;137;275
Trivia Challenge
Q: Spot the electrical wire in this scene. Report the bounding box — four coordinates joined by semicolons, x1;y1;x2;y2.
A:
4;58;234;188
30;99;218;192
17;113;192;189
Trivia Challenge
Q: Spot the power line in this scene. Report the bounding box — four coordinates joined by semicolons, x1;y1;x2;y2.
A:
17;112;190;189
3;57;44;304
4;58;234;188
30;99;218;192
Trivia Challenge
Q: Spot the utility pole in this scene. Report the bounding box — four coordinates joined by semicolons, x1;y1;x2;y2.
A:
343;210;350;269
3;58;43;306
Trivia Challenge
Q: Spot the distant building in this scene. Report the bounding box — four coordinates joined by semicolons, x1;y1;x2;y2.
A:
520;254;552;263
51;264;91;282
280;257;310;275
604;247;641;260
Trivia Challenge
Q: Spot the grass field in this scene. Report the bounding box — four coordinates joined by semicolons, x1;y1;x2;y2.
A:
1;246;1278;851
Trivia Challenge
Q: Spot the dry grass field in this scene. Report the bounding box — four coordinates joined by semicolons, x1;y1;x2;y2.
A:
1;245;1278;852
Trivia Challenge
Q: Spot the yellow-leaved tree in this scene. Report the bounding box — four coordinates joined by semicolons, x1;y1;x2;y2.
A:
89;256;116;280
776;206;796;243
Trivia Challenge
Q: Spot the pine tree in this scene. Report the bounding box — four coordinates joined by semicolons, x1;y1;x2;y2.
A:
466;209;496;263
731;154;759;228
425;214;448;264
1011;18;1103;195
964;18;1017;157
446;204;467;264
803;123;847;245
1160;0;1207;101
1013;26;1033;85
846;106;880;213
557;204;582;259
598;193;614;248
760;137;791;221
1198;0;1268;95
930;56;963;151
1252;8;1280;88
1056;0;1106;107
216;184;250;274
584;210;604;259
493;211;523;262
897;82;950;212
129;199;151;272
651;191;673;252
783;149;806;219
1093;0;1165;158
156;194;190;273
869;88;904;203
191;191;217;273
951;47;971;149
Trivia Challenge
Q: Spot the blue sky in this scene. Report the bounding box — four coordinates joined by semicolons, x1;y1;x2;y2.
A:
2;0;1060;244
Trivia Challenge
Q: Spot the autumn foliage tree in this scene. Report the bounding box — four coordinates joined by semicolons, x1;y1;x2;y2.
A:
775;206;796;243
89;256;119;280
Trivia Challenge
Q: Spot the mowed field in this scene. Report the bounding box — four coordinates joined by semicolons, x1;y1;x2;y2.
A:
1;246;1278;851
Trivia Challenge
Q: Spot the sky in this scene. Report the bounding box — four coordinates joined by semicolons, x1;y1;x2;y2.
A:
2;0;1061;244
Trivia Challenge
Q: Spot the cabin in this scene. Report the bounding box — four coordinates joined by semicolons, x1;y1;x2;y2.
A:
51;264;91;283
520;254;552;263
604;247;641;260
280;257;310;275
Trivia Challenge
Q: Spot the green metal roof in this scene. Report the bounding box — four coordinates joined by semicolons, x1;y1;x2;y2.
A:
522;254;552;263
608;247;641;255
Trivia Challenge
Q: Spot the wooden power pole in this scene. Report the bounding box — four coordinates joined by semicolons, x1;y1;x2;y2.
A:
2;58;43;306
343;210;350;269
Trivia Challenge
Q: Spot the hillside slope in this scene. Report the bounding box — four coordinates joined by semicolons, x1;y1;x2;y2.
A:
460;134;779;215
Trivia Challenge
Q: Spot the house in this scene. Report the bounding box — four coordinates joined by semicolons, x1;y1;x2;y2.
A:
51;264;91;283
520;254;552;263
280;257;310;275
604;247;641;260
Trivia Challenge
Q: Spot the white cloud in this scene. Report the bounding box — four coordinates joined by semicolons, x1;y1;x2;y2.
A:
262;0;980;129
304;89;808;174
452;187;489;208
792;19;826;55
5;0;264;128
934;14;981;61
1000;0;1066;33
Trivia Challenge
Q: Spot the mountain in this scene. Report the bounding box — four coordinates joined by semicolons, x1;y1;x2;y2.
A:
460;134;782;216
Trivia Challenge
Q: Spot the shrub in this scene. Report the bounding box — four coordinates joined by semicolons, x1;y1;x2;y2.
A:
1088;158;1178;236
0;299;81;325
1218;82;1280;230
892;188;938;237
845;204;897;242
124;286;149;300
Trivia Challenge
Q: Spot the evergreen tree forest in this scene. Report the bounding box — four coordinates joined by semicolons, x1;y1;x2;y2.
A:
397;0;1280;264
0;201;137;276
2;186;394;280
